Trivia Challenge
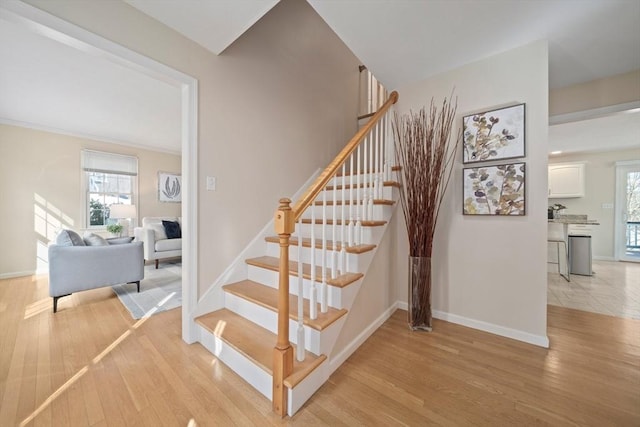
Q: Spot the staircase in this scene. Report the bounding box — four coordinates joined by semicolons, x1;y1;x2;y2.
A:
194;91;399;416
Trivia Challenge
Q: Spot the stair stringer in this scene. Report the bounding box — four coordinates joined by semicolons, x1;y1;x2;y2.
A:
191;169;321;319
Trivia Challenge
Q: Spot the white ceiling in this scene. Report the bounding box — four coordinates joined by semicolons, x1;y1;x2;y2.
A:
307;0;640;90
125;0;279;55
0;0;638;155
0;15;182;153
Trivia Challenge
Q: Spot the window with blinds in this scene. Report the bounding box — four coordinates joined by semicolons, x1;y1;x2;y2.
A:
82;150;138;227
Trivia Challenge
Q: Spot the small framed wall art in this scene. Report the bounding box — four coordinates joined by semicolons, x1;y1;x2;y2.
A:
463;103;525;164
463;162;526;216
158;171;181;203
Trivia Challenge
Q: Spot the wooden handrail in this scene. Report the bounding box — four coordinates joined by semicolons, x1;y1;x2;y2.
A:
291;91;398;220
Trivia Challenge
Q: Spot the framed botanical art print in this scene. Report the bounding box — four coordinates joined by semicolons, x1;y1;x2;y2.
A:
158;171;181;203
463;103;525;164
463;162;526;216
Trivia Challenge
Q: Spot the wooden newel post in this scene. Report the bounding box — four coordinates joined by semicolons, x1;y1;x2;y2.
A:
273;198;294;416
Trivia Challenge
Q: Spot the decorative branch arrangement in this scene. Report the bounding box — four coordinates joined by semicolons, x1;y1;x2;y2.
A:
392;95;459;329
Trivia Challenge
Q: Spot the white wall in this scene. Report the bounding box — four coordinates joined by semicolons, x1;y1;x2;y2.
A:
24;0;361;297
549;148;640;259
392;41;549;346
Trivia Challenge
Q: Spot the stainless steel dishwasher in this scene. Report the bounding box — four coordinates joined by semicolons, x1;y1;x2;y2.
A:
569;235;592;276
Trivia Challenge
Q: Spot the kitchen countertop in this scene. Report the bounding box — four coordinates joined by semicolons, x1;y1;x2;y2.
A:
548;219;600;225
548;214;600;225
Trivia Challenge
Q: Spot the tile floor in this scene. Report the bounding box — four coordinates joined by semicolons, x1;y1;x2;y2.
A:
548;260;640;320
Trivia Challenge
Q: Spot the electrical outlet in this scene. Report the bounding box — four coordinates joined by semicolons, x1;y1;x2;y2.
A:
206;176;216;191
602;203;613;209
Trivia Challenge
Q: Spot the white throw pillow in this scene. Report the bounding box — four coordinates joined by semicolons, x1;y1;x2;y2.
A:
149;223;167;240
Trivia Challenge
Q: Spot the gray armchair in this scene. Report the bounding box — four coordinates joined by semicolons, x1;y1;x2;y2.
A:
48;239;144;312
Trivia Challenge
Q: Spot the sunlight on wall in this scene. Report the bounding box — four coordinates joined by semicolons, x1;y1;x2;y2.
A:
33;193;74;273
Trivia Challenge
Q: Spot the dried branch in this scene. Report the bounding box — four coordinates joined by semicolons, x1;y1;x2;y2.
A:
392;95;459;259
392;94;459;328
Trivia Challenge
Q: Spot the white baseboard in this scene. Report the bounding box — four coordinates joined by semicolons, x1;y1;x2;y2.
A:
0;270;36;280
432;309;549;348
395;301;549;348
593;256;615;261
328;302;399;375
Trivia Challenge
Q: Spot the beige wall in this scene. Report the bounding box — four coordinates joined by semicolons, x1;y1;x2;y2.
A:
549;148;640;259
0;124;180;277
24;0;360;297
391;41;549;343
550;69;640;116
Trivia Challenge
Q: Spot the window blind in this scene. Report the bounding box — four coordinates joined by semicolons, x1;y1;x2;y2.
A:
82;150;138;176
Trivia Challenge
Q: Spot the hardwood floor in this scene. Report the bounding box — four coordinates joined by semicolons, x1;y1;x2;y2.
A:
1;274;639;426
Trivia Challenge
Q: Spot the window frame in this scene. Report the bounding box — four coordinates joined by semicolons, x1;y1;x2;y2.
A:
81;150;139;230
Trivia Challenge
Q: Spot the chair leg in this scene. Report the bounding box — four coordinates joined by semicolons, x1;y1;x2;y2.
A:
52;294;71;313
155;259;159;269
136;281;140;293
557;241;570;282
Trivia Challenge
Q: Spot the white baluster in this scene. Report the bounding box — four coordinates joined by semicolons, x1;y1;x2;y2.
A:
374;121;380;200
310;203;318;320
355;146;362;245
340;163;347;275
331;177;337;279
321;190;328;313
384;112;391;182
368;128;374;220
348;153;354;247
381;113;385;185
296;218;305;361
362;136;368;222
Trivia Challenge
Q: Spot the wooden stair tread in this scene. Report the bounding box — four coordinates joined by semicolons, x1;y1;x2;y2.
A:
223;280;347;331
325;180;400;191
300;218;386;227
195;309;326;389
313;199;394;206
246;256;363;288
265;236;376;254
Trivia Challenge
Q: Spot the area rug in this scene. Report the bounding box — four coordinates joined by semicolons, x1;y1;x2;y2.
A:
112;261;182;319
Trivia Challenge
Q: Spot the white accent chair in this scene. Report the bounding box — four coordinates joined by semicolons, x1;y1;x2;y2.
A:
134;217;182;268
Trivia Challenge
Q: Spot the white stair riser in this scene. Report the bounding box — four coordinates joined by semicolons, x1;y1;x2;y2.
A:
304;204;391;222
224;292;346;355
197;324;272;400
265;243;366;273
328;171;393;188
199;323;332;418
297;223;385;245
246;265;362;310
316;185;394;202
288;361;329;416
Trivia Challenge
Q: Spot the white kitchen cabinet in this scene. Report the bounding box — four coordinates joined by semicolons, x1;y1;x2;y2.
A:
548;163;585;198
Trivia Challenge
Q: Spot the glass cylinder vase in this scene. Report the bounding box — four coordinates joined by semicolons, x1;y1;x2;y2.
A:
408;256;432;331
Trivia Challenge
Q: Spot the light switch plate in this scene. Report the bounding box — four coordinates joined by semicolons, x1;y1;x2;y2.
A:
206;176;216;191
602;203;613;209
